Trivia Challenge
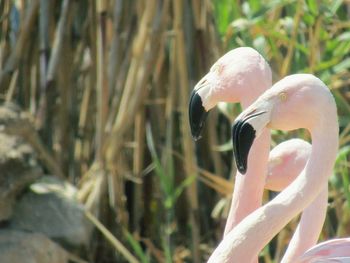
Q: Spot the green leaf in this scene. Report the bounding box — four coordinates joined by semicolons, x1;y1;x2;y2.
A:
303;12;315;26
330;0;343;14
173;175;196;201
214;140;233;152
146;123;173;196
334;146;350;208
333;58;350;73
124;230;151;263
334;41;350;57
242;2;252;18
335;146;350;165
230;18;252;31
306;0;318;15
248;0;261;14
161;235;173;263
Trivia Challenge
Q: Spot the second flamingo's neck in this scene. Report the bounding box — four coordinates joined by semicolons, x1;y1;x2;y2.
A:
209;114;338;263
223;95;271;236
223;129;270;236
224;92;270;237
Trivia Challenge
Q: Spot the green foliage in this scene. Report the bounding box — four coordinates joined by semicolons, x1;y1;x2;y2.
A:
146;123;196;260
213;0;350;82
146;123;195;210
332;146;350;208
124;231;151;263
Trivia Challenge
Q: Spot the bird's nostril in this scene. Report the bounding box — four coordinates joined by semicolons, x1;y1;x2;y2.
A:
243;109;257;119
199;78;208;86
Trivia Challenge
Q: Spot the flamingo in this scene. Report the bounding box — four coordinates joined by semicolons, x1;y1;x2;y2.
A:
207;74;348;262
189;48;327;261
189;47;272;236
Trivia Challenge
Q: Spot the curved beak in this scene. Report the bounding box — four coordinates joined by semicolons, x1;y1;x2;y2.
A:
189;71;215;141
232;109;270;174
189;89;209;141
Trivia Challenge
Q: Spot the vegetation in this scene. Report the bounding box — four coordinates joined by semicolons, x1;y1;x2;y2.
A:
0;0;349;262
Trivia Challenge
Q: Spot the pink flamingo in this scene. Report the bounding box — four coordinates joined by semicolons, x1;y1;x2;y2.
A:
189;47;271;236
189;48;328;262
208;74;350;262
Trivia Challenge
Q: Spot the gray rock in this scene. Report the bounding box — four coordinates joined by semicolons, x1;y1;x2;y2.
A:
0;229;69;263
0;133;42;221
11;176;93;251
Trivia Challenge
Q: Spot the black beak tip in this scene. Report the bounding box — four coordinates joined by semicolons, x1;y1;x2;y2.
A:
192;134;202;141
189;90;208;141
237;164;247;174
232;120;256;175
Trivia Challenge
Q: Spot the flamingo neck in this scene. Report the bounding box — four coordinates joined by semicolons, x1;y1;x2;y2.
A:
223;96;270;236
209;114;338;263
223;129;270;236
281;186;328;263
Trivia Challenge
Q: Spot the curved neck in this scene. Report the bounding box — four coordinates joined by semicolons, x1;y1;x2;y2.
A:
281;186;328;263
223;95;270;236
223;129;270;236
210;117;338;263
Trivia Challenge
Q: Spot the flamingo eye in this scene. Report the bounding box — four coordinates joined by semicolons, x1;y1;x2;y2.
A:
279;92;287;102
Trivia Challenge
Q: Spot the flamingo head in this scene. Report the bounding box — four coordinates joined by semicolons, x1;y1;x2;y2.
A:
189;47;271;141
232;74;336;174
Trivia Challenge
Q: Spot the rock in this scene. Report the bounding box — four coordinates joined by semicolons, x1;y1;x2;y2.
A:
0;229;69;263
0;132;42;221
11;176;93;251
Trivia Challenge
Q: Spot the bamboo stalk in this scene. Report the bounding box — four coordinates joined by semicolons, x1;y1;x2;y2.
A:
280;0;302;77
95;0;109;162
85;210;140;263
36;0;50;136
75;70;92;174
197;167;232;195
132;110;145;231
191;0;201;29
38;0;50;99
5;69;18;102
29;62;37;115
46;0;73;82
173;1;200;262
0;0;11;71
0;0;39;91
308;16;322;73
105;0;157;162
108;0;123;95
103;0;173;236
106;2;136;133
57;1;77;176
207;111;224;180
37;0;74;149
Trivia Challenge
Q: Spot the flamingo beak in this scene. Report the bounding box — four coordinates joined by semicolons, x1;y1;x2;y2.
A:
189;89;209;141
232;110;270;174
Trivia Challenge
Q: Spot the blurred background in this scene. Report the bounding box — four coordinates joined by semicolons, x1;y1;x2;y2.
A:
0;0;350;262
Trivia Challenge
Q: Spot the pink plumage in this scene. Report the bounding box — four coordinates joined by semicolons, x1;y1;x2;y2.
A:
208;74;339;262
297;238;350;263
190;49;347;263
